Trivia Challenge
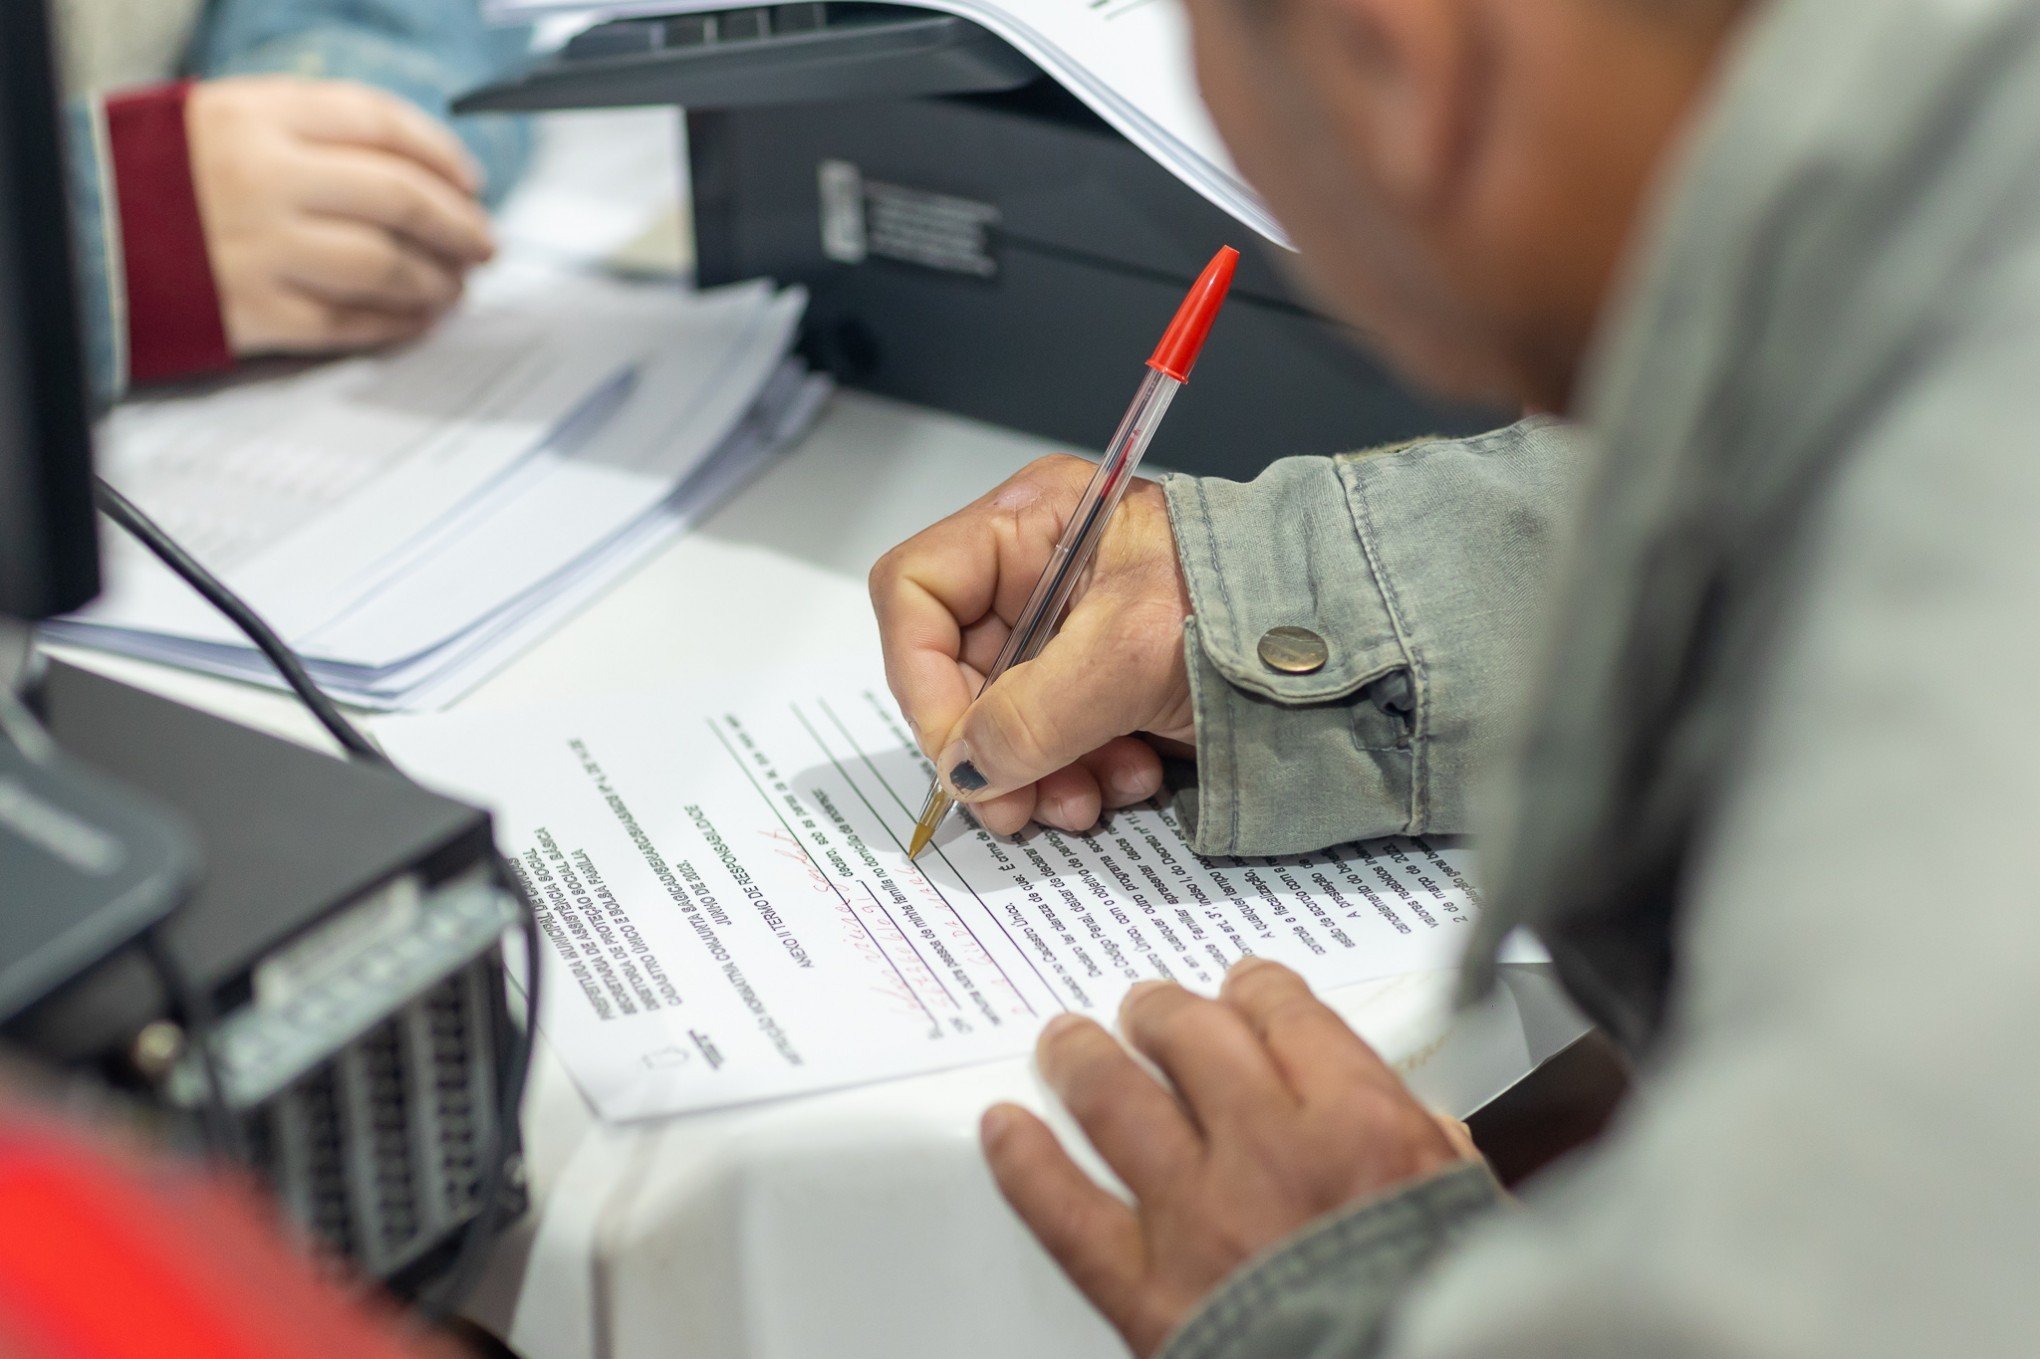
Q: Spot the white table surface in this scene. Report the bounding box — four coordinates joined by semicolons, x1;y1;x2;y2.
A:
55;389;1583;1359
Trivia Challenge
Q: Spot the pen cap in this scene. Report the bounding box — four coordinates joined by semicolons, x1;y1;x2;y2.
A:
1146;246;1240;383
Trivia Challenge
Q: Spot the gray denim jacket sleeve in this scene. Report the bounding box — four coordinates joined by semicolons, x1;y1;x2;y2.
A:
1158;1164;1506;1359
1164;418;1585;858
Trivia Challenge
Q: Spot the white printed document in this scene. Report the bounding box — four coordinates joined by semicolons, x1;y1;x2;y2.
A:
383;667;1512;1120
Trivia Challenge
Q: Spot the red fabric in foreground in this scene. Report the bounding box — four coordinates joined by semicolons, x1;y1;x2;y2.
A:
0;1118;422;1359
104;81;233;385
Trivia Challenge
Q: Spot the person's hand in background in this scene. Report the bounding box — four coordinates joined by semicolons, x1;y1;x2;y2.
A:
869;453;1195;837
188;76;496;357
983;959;1479;1358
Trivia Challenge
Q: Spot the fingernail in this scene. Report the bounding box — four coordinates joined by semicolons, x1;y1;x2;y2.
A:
981;1104;1020;1150
1122;980;1168;1006
1116;981;1166;1024
1111;764;1158;801
942;744;989;798
1039;1012;1087;1045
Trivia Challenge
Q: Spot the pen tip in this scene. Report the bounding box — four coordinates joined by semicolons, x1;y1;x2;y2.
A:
907;824;933;861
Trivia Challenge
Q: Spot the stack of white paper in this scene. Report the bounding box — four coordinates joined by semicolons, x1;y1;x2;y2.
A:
486;0;1287;245
50;275;828;709
381;661;1539;1120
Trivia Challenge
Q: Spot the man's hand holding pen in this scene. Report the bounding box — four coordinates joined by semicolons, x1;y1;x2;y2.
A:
890;246;1237;857
869;453;1195;838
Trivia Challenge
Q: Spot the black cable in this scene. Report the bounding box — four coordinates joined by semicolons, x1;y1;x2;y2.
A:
95;476;543;1318
139;927;251;1166
91;478;391;767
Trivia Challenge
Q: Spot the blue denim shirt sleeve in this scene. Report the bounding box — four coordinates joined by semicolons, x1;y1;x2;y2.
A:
1163;418;1585;858
183;0;531;206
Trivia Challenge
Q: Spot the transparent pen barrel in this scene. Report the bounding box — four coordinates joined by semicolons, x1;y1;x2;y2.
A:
983;368;1180;687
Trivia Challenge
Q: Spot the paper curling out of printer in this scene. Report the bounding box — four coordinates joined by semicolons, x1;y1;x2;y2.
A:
818;158;1001;279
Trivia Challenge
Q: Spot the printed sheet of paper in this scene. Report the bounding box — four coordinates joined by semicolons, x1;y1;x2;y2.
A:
488;0;1285;242
382;668;1507;1121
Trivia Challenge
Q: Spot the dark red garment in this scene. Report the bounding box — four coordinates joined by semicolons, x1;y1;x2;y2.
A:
0;1114;429;1359
103;81;234;385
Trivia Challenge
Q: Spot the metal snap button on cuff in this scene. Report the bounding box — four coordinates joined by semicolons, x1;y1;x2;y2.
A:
1258;626;1328;675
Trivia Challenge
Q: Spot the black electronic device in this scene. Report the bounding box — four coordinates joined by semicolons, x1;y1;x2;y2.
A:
12;662;525;1287
0;0;98;620
0;0;530;1300
0;729;193;1028
457;3;1500;479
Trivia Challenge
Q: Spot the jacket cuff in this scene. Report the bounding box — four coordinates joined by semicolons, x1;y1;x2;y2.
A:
104;82;233;385
1168;447;1417;857
1158;1163;1504;1359
1165;420;1583;858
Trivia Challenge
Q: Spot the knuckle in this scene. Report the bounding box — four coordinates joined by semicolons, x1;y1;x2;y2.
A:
350;228;394;270
1155;998;1221;1054
1117;981;1168;1029
311;300;349;340
1257;992;1327;1040
1226;955;1296;998
1036;1014;1084;1066
371;93;408;138
867;546;903;600
1063;1062;1130;1128
1224;961;1282;1004
392;180;433;235
1120;981;1188;1036
1038;452;1092;480
343;82;392;121
1315;1082;1403;1139
1035;1194;1094;1253
1042;1026;1113;1098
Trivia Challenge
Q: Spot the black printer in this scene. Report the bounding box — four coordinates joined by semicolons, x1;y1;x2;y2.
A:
460;3;1498;478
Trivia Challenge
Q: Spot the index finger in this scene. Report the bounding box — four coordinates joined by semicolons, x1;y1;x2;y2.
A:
868;457;1092;756
1036;1013;1203;1199
294;84;482;195
302;147;495;264
1218;959;1401;1105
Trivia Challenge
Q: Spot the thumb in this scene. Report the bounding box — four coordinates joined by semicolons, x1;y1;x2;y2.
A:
935;604;1171;801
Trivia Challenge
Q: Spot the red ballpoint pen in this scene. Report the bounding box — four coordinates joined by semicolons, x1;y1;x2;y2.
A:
908;245;1241;859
